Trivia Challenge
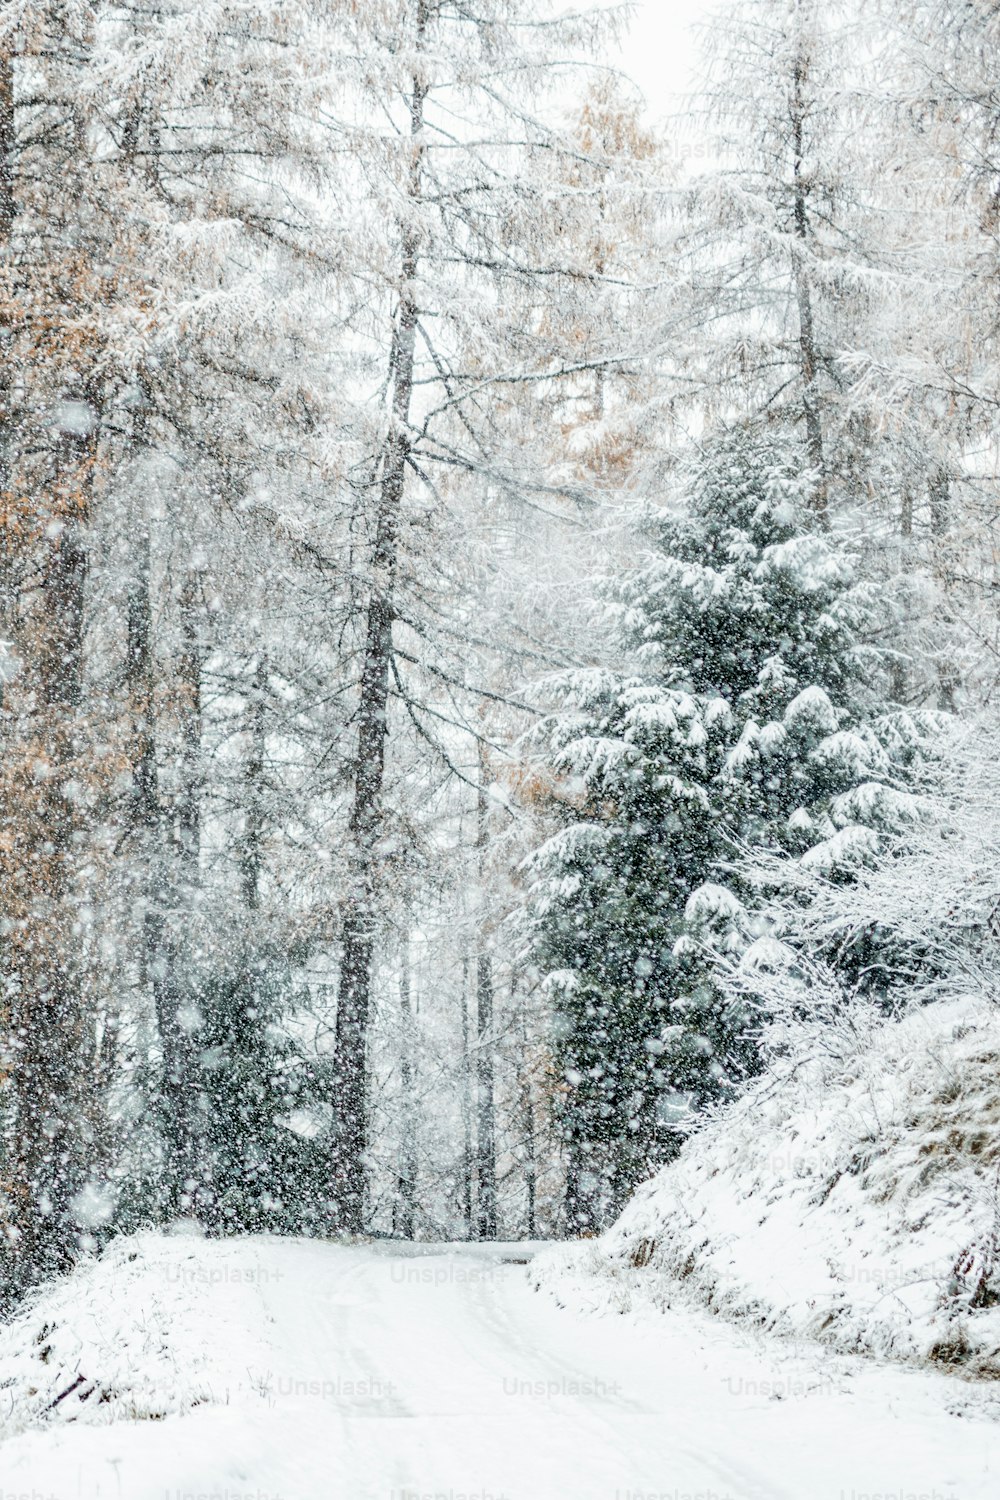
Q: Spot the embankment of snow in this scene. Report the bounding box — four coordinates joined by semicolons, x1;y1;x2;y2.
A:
534;995;1000;1376
0;1231;276;1436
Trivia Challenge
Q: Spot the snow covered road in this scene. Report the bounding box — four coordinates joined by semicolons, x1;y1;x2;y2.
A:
1;1235;997;1500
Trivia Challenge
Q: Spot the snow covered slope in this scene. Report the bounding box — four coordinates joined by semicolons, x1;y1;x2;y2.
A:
534;995;1000;1377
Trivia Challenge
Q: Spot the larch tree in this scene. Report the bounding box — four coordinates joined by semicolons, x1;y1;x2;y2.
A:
324;0;622;1234
672;0;966;589
0;0;134;1290
880;0;1000;703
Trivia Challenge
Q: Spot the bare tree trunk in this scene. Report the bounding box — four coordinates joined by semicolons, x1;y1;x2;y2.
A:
460;954;473;1239
790;54;826;523
241;656;266;913
127;519;157;831
889;488;914;704
0;52;11;240
151;570;204;1217
929;468;950;537
177;573;202;867
0;49;13;520
514;976;536;1238
474;952;496;1238
394;936;417;1239
474;746;496;1240
119;409;203;1227
927;469;960;710
331;2;428;1235
900;488;914;541
128;520;184;1214
564;1135;600;1237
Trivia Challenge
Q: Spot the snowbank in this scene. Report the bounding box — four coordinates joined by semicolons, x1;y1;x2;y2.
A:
0;1231;276;1436
534;995;1000;1376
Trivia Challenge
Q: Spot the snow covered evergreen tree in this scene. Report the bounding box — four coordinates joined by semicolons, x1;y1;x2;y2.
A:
525;427;934;1230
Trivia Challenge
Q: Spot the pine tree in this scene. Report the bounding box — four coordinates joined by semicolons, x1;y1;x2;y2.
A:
525;427;934;1230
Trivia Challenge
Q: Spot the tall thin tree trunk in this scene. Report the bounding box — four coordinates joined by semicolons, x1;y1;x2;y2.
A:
474;953;496;1239
127;518;157;832
331;1;429;1234
0;47;17;713
460;953;473;1239
119;92;204;1220
474;745;496;1240
152;570;204;1217
0;51;11;237
121;414;200;1226
929;468;949;537
790;55;826;522
394;936;417;1239
928;469;960;710
124;501;162;986
0;48;13;520
177;573;202;868
514;976;536;1238
890;489;914;704
129;537;182;1214
242;656;266;912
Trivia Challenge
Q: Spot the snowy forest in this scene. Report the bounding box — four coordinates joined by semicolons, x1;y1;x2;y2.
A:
3;0;1000;1324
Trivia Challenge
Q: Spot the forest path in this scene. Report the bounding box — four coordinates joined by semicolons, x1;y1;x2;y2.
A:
1;1236;997;1499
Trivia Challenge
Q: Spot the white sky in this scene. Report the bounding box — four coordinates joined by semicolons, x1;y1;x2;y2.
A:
615;0;712;122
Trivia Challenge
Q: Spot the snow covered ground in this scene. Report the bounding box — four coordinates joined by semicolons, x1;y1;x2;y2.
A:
0;1230;997;1500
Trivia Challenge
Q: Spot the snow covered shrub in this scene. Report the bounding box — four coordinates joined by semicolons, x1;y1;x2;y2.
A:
736;716;1000;1010
524;427;935;1229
